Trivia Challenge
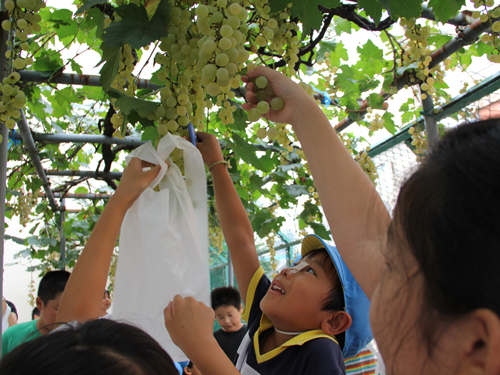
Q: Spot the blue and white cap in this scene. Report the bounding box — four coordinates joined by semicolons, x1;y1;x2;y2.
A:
301;234;373;358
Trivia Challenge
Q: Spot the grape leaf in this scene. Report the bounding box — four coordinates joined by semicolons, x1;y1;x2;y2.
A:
106;88;159;117
103;0;170;49
382;112;396;134
309;223;331;240
357;40;384;76
270;0;342;34
427;0;465;23
141;126;158;144
75;0;108;16
97;43;121;89
232;134;274;172
387;0;422;19
358;0;383;25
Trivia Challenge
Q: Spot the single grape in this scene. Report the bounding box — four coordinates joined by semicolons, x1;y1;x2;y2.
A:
255;76;268;89
158;124;169;136
206;82;221;96
256;101;269;114
218;37;232;51
220;25;233;38
271;97;284;111
202;39;216;54
17;19;28;30
202;64;217;80
166;97;177;108
5;118;15;129
166;120;178;132
247;108;261;122
229;3;241;15
268;128;278;139
4;0;14;11
196;4;209;18
256;128;267;139
216;53;229;67
216;67;228;81
13;58;26;70
1;20;11;31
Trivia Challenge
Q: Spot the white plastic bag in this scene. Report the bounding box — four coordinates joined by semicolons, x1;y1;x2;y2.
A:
112;133;209;362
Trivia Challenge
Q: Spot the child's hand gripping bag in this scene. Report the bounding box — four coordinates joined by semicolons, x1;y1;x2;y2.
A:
112;133;209;362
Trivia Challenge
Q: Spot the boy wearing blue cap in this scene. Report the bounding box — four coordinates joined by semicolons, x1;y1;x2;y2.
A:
164;133;372;375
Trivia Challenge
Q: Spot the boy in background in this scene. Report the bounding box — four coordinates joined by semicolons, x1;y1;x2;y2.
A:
2;270;70;356
211;286;247;362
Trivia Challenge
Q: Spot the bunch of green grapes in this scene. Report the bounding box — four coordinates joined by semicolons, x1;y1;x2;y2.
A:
0;0;43;138
409;126;428;162
109;43;137;138
365;108;385;132
354;148;378;186
467;0;500;62
399;19;452;103
10;188;39;227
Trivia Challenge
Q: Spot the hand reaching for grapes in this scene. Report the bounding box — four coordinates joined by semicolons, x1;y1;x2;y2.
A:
196;132;225;168
114;158;161;209
241;66;319;126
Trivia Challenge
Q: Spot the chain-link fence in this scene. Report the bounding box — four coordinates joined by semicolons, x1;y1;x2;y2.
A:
372;142;419;215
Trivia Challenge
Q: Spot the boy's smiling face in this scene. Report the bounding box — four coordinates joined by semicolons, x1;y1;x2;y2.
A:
260;252;338;333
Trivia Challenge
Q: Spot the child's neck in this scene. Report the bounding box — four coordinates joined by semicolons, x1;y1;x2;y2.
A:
260;329;301;354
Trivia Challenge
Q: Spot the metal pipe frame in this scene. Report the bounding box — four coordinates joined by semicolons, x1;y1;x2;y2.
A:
16;111;61;212
12;131;144;146
335;15;498;133
420;85;440;148
45;170;123;179
0;7;9;354
18;70;161;91
41;192;114;199
60;198;66;270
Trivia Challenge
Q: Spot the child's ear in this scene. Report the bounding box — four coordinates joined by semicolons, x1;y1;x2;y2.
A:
35;297;44;311
456;309;500;375
239;303;243;313
321;311;352;336
184;367;192;375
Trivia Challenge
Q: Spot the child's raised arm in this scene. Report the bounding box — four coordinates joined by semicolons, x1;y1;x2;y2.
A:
242;67;390;299
196;132;259;302
56;158;160;324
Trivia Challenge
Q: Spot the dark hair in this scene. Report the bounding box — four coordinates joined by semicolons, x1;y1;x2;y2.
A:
103;290;111;299
38;270;71;305
393;119;500;350
303;248;346;348
5;300;18;318
211;286;242;310
0;319;177;375
32;307;41;320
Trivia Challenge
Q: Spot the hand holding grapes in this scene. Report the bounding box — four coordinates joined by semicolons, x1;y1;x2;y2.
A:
242;66;319;126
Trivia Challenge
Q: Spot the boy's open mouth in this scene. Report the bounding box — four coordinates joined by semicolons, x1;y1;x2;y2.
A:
270;281;285;294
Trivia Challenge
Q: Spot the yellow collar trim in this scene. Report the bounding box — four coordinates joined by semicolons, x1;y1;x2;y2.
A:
254;314;338;363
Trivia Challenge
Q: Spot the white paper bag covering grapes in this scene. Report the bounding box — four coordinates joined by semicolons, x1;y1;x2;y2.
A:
112;133;209;362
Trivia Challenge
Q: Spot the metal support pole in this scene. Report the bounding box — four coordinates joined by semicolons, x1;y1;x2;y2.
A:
45;170;123;179
420;85;440;149
40;192;113;200
18;70;161;90
60;198;66;270
17;111;61;212
0;6;10;356
12;131;144;146
227;252;234;287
